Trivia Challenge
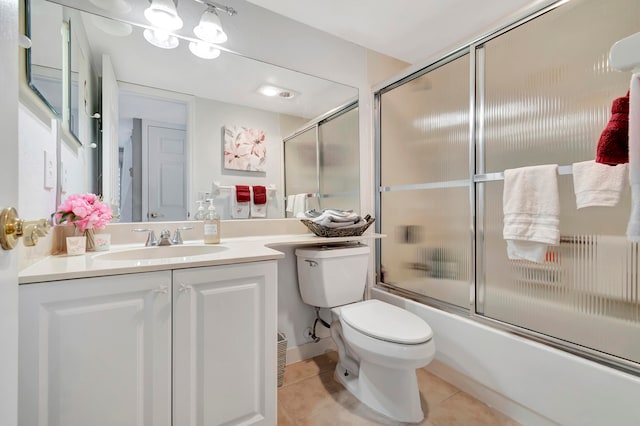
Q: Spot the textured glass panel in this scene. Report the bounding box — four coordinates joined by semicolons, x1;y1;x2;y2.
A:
482;0;640;172
318;107;359;211
479;0;640;365
481;174;640;363
284;128;318;217
380;188;470;308
380;55;470;186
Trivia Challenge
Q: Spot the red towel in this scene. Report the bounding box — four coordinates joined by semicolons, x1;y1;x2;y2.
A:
235;185;251;203
596;92;629;165
253;186;267;205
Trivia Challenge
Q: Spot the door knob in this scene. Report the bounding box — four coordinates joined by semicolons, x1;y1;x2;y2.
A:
150;212;159;218
0;207;51;250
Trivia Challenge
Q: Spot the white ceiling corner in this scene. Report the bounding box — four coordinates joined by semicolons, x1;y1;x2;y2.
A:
245;0;551;64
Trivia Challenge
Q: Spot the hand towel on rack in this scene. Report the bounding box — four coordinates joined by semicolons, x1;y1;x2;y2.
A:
286;195;295;213
572;160;628;208
503;164;560;263
251;186;267;218
292;194;308;218
235;185;251;203
596;92;629;165
627;73;640;241
231;186;250;219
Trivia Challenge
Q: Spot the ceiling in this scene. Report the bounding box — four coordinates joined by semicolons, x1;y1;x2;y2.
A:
246;0;554;64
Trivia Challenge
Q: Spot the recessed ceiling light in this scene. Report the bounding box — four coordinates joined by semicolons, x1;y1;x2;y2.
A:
257;85;297;99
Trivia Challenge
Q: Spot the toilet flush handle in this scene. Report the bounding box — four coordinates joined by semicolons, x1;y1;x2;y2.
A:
304;259;318;267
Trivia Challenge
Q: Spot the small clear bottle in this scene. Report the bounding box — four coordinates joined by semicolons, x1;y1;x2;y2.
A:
203;199;220;244
194;200;206;220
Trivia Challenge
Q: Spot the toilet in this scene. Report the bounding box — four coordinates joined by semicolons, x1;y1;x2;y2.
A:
295;244;435;423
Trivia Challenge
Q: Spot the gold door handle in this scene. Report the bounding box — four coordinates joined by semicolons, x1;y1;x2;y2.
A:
0;207;51;250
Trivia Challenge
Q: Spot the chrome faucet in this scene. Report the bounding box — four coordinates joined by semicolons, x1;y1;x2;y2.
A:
133;228;158;246
134;226;192;246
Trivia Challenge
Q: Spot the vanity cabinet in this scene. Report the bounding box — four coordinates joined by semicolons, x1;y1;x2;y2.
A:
173;261;277;425
19;271;173;426
19;261;277;426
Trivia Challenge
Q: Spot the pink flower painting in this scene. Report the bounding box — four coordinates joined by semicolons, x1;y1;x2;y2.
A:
224;125;267;172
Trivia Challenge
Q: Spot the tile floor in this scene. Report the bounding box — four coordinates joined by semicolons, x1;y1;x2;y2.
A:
278;352;520;426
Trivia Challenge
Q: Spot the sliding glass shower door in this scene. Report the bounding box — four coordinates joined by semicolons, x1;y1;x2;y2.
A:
284;103;359;216
376;0;640;369
477;0;640;365
378;55;472;309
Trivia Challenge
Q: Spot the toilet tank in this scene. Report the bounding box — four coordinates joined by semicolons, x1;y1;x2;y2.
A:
295;244;370;308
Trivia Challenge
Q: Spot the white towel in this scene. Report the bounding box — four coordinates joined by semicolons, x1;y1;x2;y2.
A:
627;73;640;241
503;164;560;263
311;209;361;227
572;160;628;209
230;187;250;219
287;193;308;218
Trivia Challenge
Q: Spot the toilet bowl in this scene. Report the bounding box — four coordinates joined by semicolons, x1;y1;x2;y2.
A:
295;245;436;423
330;300;435;423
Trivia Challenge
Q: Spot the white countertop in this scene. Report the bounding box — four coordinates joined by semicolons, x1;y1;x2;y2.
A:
19;233;383;284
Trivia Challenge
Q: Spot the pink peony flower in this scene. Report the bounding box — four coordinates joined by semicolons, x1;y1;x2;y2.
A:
53;193;113;232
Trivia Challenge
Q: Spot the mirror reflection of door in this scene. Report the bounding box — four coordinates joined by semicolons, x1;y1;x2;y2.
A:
144;123;187;221
118;91;188;222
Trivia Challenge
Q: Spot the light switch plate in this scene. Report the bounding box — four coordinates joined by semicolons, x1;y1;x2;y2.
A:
44;150;55;189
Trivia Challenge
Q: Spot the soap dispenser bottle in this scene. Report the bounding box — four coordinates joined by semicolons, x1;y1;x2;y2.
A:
194;200;206;220
203;199;220;244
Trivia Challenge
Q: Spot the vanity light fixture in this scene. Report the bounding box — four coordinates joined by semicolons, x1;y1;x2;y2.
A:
144;0;183;31
257;85;297;99
188;40;221;59
143;28;179;49
193;1;237;44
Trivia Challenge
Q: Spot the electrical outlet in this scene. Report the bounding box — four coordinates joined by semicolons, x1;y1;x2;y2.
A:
44;150;55;189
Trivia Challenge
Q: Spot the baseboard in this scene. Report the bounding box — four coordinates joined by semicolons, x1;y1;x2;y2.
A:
426;360;557;426
285;337;337;365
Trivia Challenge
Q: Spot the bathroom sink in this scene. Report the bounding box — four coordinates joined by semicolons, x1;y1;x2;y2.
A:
94;245;228;261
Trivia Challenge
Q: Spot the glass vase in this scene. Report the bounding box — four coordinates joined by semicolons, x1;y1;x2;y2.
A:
84;229;96;252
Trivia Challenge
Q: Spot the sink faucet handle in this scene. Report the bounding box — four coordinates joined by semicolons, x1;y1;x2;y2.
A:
158;229;173;246
133;228;158;246
172;226;193;245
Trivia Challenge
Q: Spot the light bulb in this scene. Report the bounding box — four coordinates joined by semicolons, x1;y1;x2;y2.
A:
143;28;179;49
144;0;183;31
193;7;227;43
188;41;221;59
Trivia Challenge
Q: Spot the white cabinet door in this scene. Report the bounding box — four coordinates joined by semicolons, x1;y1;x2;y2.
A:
173;261;277;426
19;271;172;426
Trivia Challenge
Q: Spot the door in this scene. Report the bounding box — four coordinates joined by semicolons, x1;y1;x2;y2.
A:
173;262;277;426
0;1;20;425
19;272;172;426
101;54;119;211
144;123;187;221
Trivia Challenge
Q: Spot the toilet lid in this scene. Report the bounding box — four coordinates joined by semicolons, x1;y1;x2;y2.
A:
340;300;433;344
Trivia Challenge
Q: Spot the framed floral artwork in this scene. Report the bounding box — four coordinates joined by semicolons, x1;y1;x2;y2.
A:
223;125;267;172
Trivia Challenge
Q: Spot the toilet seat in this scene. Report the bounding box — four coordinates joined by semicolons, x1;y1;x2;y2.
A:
339;300;433;344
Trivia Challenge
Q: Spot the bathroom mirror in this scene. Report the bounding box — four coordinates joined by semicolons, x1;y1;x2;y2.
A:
28;0;359;222
26;0;65;118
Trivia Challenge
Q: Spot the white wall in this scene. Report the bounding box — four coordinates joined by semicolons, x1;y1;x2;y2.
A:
192;97;290;219
18;104;57;220
373;288;640;426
